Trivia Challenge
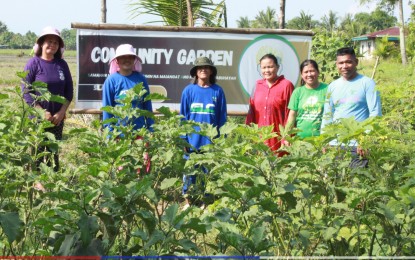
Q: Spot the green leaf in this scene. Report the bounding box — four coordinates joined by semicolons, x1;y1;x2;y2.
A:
178;238;199;252
323;226;338;240
162;203;179;226
284;183;296;192
78;214;99;247
160;177;180;190
143;229;165;249
259;198;279;213
0;212;24;243
57;233;80;256
84;189;100;204
181;218;207;234
136;210;157;235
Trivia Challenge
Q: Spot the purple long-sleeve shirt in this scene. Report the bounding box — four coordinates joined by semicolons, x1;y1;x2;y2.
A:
22;56;73;115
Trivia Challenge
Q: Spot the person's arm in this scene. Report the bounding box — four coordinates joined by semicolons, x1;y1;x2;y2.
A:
281;109;297;147
142;77;154;130
22;59;37;107
282;82;295;126
102;78;115;130
286;110;297;131
218;88;227;128
320;89;334;131
366;80;382;117
51;61;73;125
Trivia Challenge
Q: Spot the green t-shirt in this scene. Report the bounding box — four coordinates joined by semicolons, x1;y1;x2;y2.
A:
288;83;328;138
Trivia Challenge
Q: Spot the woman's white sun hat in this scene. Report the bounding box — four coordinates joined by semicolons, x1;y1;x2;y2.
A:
32;26;65;57
36;26;64;48
109;44;143;74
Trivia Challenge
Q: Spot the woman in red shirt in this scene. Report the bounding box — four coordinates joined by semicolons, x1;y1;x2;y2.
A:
246;53;294;154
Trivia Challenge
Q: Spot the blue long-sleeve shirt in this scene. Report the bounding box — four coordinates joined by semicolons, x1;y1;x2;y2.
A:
180;83;227;152
102;71;153;131
321;73;382;145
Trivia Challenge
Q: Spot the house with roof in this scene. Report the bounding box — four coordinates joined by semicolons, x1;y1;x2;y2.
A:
352;27;400;59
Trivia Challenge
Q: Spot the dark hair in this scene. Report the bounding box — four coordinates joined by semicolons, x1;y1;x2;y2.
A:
300;59;319;85
259;53;279;66
336;47;356;58
35;36;63;59
192;67;217;84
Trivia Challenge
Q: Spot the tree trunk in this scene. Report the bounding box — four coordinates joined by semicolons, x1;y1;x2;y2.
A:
186;0;194;27
279;0;285;29
101;0;107;23
398;0;407;65
224;2;228;28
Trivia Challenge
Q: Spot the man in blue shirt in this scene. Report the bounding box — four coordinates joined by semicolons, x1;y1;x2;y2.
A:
321;47;382;167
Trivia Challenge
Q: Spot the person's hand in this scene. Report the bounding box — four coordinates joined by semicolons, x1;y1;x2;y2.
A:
44;111;53;121
50;111;66;126
357;147;368;157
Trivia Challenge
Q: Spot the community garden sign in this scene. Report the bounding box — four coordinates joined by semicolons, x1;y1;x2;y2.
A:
71;23;313;115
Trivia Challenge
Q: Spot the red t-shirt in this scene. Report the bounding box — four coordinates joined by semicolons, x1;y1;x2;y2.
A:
246;76;294;152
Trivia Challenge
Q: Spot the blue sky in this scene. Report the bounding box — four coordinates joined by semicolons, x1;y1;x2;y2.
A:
1;0;412;34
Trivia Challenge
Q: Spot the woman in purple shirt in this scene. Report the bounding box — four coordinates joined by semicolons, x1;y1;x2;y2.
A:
22;26;73;172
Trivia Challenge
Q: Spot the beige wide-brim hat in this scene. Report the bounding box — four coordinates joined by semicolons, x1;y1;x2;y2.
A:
36;26;64;48
190;56;217;77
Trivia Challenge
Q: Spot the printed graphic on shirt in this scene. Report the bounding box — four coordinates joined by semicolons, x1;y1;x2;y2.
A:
300;96;323;121
58;70;65;81
118;90;128;100
190;103;215;114
335;92;360;111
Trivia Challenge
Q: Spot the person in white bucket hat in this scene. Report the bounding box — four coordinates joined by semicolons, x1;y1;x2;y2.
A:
22;26;73;173
102;44;153;135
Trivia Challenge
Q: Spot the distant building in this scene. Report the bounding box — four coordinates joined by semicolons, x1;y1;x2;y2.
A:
0;44;9;49
352;27;400;59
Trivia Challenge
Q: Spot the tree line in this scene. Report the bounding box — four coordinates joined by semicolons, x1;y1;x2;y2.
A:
0;1;414;60
0;22;76;50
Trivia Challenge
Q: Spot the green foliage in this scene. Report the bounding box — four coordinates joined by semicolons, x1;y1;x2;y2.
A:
61;29;77;50
2;66;415;256
127;0;226;27
310;31;351;82
251;7;279;29
373;36;400;59
286;11;319;30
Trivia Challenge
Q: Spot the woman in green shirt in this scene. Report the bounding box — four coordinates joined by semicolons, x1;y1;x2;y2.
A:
286;60;328;138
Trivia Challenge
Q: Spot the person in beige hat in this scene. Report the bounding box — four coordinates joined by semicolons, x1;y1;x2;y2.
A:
102;44;153;134
180;56;227;208
22;26;73;173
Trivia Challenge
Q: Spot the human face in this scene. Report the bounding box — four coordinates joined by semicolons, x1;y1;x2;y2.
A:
336;54;358;80
260;58;279;82
116;55;136;73
196;66;212;81
301;64;319;88
41;35;60;57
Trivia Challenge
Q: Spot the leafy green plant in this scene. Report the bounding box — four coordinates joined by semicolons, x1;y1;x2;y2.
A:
1;69;415;256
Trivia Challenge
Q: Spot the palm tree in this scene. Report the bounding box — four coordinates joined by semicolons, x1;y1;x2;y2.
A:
252;7;278;29
279;0;286;29
236;16;251;28
127;0;226;27
321;11;339;35
286;10;316;30
339;13;369;37
101;0;107;23
359;0;407;65
186;0;193;26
